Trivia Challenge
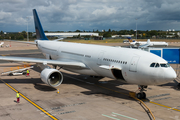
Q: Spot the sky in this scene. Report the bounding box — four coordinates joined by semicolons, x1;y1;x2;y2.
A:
0;0;180;32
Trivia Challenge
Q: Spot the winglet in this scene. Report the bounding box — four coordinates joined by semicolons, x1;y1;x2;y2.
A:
33;9;48;40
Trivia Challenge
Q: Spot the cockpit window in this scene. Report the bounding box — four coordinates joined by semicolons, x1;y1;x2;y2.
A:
150;63;170;68
155;63;160;67
160;63;170;68
150;63;156;67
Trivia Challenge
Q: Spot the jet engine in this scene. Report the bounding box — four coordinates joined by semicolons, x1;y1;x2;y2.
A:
40;68;63;87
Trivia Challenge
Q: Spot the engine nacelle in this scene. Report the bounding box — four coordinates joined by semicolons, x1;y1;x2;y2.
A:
40;68;63;87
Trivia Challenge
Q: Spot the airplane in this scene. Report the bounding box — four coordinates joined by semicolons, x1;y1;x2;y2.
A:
0;42;4;47
127;37;168;48
0;9;176;99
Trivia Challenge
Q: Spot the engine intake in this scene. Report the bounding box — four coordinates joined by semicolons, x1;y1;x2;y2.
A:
40;68;63;87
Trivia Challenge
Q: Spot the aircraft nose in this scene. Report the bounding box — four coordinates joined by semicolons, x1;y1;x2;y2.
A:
164;68;177;81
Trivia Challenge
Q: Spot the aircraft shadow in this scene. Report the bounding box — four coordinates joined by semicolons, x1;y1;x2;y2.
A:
33;83;57;91
32;65;42;72
0;77;56;91
158;80;180;91
0;72;135;101
31;66;132;100
61;72;135;101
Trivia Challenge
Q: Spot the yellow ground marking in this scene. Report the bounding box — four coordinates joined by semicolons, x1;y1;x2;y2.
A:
1;54;10;56
93;79;180;117
0;79;58;120
97;82;180;118
149;101;180;112
64;75;155;120
95;85;155;120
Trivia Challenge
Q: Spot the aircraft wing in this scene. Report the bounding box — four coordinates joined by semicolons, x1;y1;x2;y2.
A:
0;56;87;68
52;38;64;41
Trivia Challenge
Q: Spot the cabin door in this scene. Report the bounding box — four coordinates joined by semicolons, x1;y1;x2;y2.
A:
97;52;104;65
129;56;140;72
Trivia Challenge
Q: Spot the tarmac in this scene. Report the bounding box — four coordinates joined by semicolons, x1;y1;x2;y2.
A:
0;41;179;120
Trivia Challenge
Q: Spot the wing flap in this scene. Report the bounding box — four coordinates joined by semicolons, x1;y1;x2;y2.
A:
99;65;122;70
99;65;111;69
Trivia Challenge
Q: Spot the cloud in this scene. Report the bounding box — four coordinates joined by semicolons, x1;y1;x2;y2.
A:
0;11;12;21
0;0;180;32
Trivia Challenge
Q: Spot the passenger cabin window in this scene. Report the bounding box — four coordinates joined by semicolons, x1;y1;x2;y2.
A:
150;63;156;67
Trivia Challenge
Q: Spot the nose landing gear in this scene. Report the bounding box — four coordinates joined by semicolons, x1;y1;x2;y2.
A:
136;85;147;99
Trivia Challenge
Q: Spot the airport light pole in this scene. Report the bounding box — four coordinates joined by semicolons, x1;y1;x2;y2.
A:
136;18;137;40
26;17;29;41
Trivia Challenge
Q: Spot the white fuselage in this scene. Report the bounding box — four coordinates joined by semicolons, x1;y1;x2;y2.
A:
37;40;176;86
130;41;168;47
0;42;4;46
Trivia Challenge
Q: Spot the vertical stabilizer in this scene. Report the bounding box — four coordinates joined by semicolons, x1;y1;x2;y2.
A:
127;37;133;42
147;39;151;45
33;9;48;40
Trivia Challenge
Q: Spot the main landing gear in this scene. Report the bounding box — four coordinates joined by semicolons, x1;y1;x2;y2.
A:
136;85;147;99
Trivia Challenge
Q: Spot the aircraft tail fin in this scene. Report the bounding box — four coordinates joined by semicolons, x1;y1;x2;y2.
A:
127;37;133;42
33;9;48;40
147;39;151;45
139;39;151;48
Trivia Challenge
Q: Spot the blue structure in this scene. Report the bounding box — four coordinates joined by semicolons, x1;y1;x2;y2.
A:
149;48;180;64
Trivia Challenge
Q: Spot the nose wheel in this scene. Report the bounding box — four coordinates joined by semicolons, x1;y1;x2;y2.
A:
136;92;146;99
136;85;147;99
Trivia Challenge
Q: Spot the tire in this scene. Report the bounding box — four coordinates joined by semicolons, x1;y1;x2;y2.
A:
136;93;142;99
9;73;13;76
136;92;146;99
142;92;146;99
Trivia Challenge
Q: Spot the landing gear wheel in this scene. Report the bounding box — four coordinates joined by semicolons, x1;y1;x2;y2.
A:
142;92;146;99
9;73;13;76
136;85;147;99
136;92;146;99
136;93;142;99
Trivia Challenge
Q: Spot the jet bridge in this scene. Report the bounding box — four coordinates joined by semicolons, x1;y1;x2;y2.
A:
146;48;180;64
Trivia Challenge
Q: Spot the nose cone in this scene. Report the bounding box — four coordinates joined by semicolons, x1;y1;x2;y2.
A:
164;67;177;81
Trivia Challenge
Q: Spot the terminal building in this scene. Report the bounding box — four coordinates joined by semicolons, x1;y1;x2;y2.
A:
44;32;99;38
